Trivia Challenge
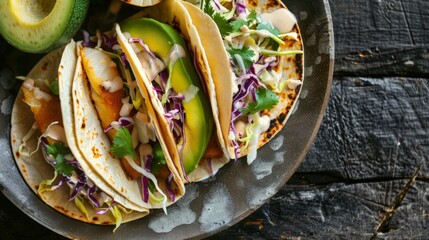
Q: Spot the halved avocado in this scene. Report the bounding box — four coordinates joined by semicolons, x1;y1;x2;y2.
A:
121;18;214;174
0;0;89;53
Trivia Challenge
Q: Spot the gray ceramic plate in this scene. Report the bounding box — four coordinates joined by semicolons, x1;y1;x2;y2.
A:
0;0;333;238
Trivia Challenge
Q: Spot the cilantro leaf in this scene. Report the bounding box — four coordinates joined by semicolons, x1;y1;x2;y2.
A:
213;13;232;37
231;19;247;32
257;19;280;36
151;142;167;175
47;142;69;156
203;0;215;16
55;158;74;177
247;10;258;24
47;142;74;177
228;46;255;70
111;127;137;160
202;0;232;37
241;88;279;115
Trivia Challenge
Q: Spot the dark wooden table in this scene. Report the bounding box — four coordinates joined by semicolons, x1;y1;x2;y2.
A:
1;0;429;239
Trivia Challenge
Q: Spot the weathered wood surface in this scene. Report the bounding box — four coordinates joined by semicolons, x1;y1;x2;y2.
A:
1;0;429;239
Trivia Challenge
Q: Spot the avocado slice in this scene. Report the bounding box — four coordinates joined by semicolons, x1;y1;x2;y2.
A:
0;0;89;53
121;18;214;174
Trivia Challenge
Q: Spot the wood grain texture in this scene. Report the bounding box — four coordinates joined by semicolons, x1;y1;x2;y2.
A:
302;76;429;180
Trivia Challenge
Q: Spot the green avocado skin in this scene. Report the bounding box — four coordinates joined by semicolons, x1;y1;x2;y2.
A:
0;0;89;53
121;18;213;174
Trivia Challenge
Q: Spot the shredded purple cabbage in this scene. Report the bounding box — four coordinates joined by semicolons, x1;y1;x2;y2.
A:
82;30;96;48
87;185;101;208
101;33;118;48
104;116;135;133
212;0;222;11
166;173;175;202
230;124;241;159
159;69;169;90
41;139;115;215
68;174;87;201
141;176;149;203
141;155;153;203
96;201;118;215
120;53;130;69
234;0;247;15
231;74;261;121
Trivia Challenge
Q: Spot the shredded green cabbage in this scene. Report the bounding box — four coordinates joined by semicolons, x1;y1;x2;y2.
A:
110;204;123;233
37;171;59;195
19;121;60;157
238;124;254;148
74;195;90;221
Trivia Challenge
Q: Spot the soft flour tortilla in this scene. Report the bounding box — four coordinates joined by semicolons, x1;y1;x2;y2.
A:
60;40;149;213
120;0;229;182
182;0;304;159
72;37;185;209
10;47;147;225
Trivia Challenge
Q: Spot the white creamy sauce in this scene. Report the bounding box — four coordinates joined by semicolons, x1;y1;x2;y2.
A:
168;44;186;69
246;182;277;208
250;150;285;180
304;66;313;77
287;79;302;90
1;95;14;115
199;183;234;232
101;75;123;93
137;51;165;81
228;130;236;141
282;32;299;41
268;135;284;151
148;184;199;233
33;87;52;101
119;97;133;117
181;85;199;103
315;56;322;65
23;78;35;90
261;8;297;34
247;115;270;165
291;99;300;114
45;124;66;143
94;192;111;207
300;89;308;99
111;121;122;130
253;64;265;75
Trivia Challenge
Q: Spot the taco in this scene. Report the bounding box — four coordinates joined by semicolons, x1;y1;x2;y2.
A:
10;42;148;230
182;0;304;164
116;0;228;183
71;26;185;211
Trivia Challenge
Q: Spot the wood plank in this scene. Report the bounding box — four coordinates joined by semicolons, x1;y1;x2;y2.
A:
330;0;429;54
300;76;429;180
212;180;429;239
335;47;429;77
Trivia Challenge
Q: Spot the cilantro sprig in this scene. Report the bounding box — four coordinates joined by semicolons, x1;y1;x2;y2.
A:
151;142;167;175
230;10;258;32
46;142;74;177
241;88;279;115
228;46;255;70
111;127;137;160
203;0;232;37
